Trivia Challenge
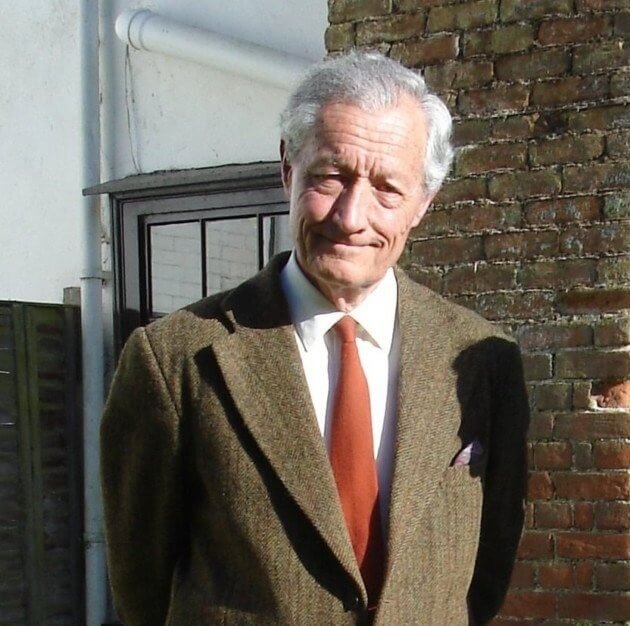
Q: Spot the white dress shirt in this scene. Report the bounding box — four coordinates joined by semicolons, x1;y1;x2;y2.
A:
280;252;400;522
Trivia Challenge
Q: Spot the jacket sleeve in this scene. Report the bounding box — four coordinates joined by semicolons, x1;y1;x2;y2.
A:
468;339;530;625
100;327;186;626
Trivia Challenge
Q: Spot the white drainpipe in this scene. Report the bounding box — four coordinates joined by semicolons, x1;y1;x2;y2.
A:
80;0;107;624
115;9;313;90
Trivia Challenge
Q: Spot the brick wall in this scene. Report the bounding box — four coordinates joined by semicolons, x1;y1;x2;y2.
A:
326;0;629;622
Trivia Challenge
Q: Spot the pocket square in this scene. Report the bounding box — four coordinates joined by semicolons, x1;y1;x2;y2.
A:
452;439;484;466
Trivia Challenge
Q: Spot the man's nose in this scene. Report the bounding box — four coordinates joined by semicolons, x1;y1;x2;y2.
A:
332;180;369;233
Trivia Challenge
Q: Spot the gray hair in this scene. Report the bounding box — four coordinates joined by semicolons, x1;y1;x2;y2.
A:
280;51;454;194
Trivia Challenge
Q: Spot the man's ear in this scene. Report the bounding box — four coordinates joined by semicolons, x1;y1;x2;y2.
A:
280;140;292;196
411;192;435;228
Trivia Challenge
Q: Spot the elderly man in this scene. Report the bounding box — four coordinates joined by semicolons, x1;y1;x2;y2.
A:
101;52;529;625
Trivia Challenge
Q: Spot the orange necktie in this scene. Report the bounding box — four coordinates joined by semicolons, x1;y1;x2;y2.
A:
329;316;384;607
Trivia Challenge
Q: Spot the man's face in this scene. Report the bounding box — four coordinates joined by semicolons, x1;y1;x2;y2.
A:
281;95;434;305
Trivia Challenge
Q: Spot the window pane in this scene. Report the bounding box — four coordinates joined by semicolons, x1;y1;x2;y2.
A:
204;218;258;295
150;222;201;315
262;213;292;265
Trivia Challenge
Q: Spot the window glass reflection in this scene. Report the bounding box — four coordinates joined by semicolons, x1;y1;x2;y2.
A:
150;222;201;316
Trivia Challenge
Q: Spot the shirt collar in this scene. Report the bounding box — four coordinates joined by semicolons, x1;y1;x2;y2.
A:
280;251;398;353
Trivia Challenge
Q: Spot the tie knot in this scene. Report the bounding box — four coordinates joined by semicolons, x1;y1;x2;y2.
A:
335;316;357;343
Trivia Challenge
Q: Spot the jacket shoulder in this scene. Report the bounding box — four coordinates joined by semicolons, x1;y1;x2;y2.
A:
139;290;234;361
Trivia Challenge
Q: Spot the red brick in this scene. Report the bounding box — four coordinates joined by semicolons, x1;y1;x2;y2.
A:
424;59;493;90
533;441;572;469
524;196;601;225
597;257;630;284
534;382;573;410
574;40;630;74
573;502;594;530
391;34;458;66
496;49;571;81
538;15;611;45
484;231;558;260
396;0;450;10
519;532;555;559
459;84;530;115
500;0;573;22
489;171;561;201
444;263;518;294
593;440;630;469
617;0;630;28
463;24;534;56
538;562;575;588
560;224;629;256
611;69;630;97
417;202;521;236
577;0;629;8
563;162;630;193
427;0;497;31
523;353;553;381
594;318;630;347
524;501;535;529
355;13;426;45
533;110;571;136
510;561;536;588
558;288;630;314
607;129;630;159
500;591;556;618
410;236;483;265
595;562;630;591
554;412;630;439
572;383;595;411
522;260;595;290
449;294;477;311
477;291;555;321
453;119;491;146
558;592;630;621
405;265;443;293
324;23;355;51
456;143;527;176
595;501;629;531
531;75;609;106
492;115;538;140
553;472;630;500
529;413;554;439
568;104;630;132
473;263;520;291
528;471;554;500
518;324;592;351
434;177;486;204
575;561;594;588
592;380;630;409
558;532;630;560
329;0;391;24
536;502;572;528
530;134;604;166
603;191;630;219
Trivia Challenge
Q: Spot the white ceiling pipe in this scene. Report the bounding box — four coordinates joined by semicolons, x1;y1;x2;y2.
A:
115;9;313;90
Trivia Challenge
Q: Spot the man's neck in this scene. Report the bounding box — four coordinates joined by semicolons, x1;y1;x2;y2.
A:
294;257;385;313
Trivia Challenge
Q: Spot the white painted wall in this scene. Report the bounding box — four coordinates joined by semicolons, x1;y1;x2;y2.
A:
0;0;327;303
0;2;82;304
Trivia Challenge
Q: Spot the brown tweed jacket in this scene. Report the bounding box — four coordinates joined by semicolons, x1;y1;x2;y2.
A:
101;252;529;626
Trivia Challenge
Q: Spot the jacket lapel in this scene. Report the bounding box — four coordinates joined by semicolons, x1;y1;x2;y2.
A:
210;255;363;593
384;270;461;581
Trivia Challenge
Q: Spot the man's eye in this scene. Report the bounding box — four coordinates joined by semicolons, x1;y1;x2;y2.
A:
374;182;401;195
311;172;344;188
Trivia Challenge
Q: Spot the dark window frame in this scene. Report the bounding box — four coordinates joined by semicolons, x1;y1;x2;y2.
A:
84;162;288;348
